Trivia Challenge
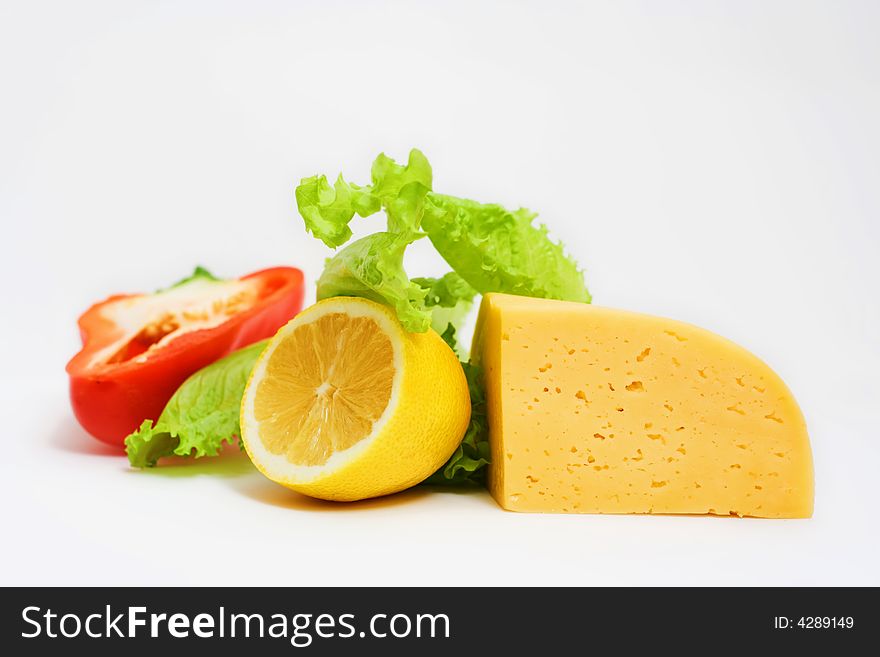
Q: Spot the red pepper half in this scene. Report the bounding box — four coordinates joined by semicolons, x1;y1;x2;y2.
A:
66;266;304;446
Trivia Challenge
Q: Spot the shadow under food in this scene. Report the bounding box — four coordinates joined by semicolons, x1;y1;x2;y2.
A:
231;475;444;512
49;415;125;458
51;415;491;501
135;443;256;479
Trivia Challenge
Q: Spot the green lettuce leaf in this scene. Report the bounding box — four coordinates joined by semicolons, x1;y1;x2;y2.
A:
296;149;590;332
424;351;490;486
414;271;477;310
422;193;590;303
125;340;267;467
413;273;478;350
370;149;432;234
161;265;220;292
316;232;431;332
439;323;459;351
295;149;592;487
295;148;433;249
295;174;380;248
297;150;438;333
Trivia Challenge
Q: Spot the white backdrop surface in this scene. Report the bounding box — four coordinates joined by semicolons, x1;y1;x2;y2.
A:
1;0;878;585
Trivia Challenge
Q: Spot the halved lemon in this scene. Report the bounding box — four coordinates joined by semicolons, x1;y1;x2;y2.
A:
240;296;471;501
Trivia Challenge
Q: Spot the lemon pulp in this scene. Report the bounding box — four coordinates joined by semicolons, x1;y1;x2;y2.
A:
241;296;471;501
254;313;395;466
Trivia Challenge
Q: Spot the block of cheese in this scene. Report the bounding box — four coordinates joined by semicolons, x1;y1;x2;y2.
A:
471;294;813;518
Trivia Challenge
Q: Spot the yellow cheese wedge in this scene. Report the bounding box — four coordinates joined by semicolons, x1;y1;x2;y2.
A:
471;293;813;518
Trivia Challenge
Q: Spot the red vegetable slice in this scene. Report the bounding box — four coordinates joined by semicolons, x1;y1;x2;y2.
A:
66;266;305;446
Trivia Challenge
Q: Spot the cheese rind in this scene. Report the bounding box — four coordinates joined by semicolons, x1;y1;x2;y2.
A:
472;294;814;518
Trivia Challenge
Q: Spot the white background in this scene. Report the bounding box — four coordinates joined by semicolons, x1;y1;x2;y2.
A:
1;0;878;586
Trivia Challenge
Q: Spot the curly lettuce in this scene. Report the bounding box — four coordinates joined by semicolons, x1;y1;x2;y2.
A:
424;327;489;486
128;150;589;483
295;149;591;485
295;175;379;248
422;194;590;303
413;272;477;342
295;148;431;248
295;149;589;334
316;232;432;332
370;149;432;234
125;340;267;467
